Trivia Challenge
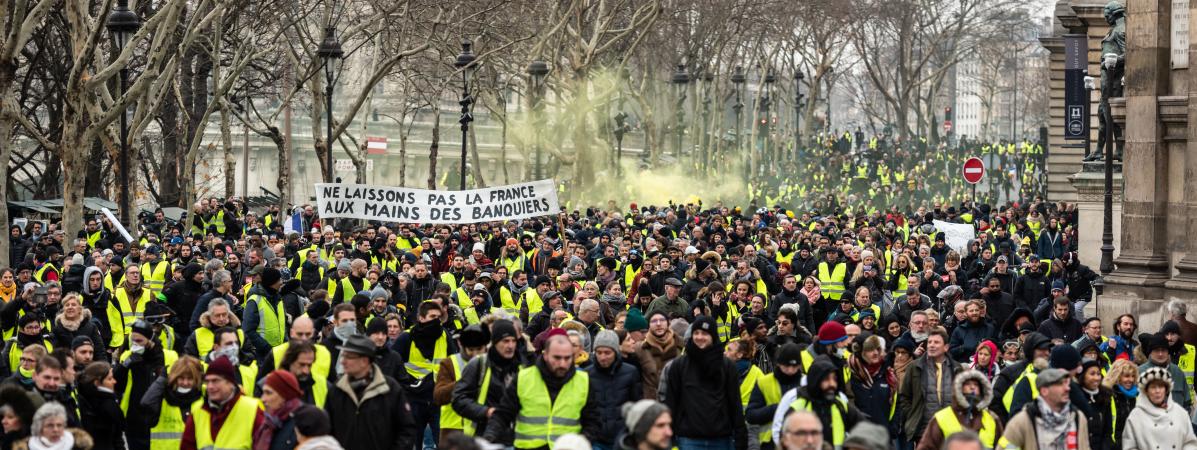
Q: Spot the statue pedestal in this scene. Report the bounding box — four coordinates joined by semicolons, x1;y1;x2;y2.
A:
1067;161;1123;271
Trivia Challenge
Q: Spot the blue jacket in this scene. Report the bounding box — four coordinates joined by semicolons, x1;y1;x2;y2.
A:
949;319;996;363
584;352;642;445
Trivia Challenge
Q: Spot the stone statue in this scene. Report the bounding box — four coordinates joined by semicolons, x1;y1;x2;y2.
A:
1085;1;1125;162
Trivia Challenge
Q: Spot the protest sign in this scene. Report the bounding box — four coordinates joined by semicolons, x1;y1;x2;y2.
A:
933;220;975;253
315;179;560;224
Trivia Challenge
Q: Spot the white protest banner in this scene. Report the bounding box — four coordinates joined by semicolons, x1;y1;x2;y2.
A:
315;179;560;224
101;208;135;244
933;220;975;253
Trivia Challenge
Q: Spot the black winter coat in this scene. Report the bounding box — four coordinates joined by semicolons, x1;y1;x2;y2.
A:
324;365;418;450
583;354;642;445
77;383;126;450
661;354;748;450
1037;312;1083;343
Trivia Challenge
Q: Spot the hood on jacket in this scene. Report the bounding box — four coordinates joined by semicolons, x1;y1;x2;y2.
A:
182;263;204;283
82;266;103;295
1001;308;1034;337
199;310;242;329
952;369;994;409
803;356;839;395
1023;332;1052;361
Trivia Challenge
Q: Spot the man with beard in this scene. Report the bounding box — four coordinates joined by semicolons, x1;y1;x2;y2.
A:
394;301;459;450
769;275;813;332
917;369;1003;450
296;248;326;293
274;340;330;407
949;300;997;364
1106;313;1138;362
617;400;673;450
453;320;525;439
772;356;863;449
898;327;959;446
979;277;1015;327
1037;296;1083;343
661;316;748;450
183;298;243;360
1160;320;1197;391
894;288;929;327
324;335;418;450
992;332;1053;422
483;334;601;448
635;311;683;400
747;343;805;450
328;259;370;305
1012;255;1049;312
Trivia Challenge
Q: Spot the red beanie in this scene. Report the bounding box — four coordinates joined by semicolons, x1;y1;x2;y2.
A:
817;322;848;345
264;370;303;400
205;356;238;384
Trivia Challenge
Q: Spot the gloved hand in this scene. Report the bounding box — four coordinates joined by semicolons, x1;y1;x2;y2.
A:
1103;53;1119;70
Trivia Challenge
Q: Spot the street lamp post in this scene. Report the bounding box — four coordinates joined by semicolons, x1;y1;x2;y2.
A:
317;26;343;183
613;112;628;177
700;72;713;173
794;71;805;151
671;64;689;159
526;60;548;179
454;40;478;190
106;0;140;231
731;66;746;182
762;69;776;170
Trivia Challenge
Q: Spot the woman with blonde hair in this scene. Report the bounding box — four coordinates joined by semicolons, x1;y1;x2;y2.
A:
1104;359;1139;449
137;356;203;450
50;294;103;353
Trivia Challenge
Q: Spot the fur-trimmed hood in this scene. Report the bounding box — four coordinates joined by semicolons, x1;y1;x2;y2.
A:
952;369;993;410
13;428;94;450
199;310;241;329
54;308;93;332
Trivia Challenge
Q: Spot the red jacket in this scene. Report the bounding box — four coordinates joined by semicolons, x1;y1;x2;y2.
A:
180;392;266;450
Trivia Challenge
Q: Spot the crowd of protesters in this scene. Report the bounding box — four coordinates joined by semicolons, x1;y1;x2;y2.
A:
0;189;1191;450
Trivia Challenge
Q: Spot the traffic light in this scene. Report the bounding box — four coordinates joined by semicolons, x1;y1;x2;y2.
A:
944;106;953;121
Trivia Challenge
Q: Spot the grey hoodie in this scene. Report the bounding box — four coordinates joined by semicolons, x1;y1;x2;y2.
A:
82;266;104;295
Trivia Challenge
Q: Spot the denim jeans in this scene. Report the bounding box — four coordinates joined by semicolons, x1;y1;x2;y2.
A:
676;436;734;450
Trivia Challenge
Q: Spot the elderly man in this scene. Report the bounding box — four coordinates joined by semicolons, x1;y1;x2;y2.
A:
184;298;243;359
645;278;688;320
778;410;825;450
325;335;417;450
180;356;265;450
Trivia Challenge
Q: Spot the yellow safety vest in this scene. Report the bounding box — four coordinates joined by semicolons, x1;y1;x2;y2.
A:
1179;344;1196;390
502;254;527;276
818;262;848;301
249;294;286;347
440;272;461;292
934;406;997;449
87;231;103;249
521;290;544;317
119;349;178;414
141;261;170;295
190;394;259;450
1002;365;1039;412
149;396;199;450
756;373;782;443
790;397;846;449
715;306;741;343
498;287;521;316
107;287;154;349
4;338;52;373
193;328;245;360
211;210;227;234
739;365;763;409
198;359;259;397
271;342;333;381
513;366;589;449
440;353;469;430
404;332;448;380
463;364;494;436
310;374;329;407
33;263;58;284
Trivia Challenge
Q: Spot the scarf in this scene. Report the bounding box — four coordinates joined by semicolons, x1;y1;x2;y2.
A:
801;285;820;304
644;330;677;355
892;357;913;386
0;282;15;303
1035;396;1072;432
28;430;74;450
1116;384;1138;397
848;355;881;389
254;398;302;450
685;338;725;378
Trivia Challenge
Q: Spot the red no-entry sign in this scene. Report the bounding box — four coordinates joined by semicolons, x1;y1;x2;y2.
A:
963;157;985;184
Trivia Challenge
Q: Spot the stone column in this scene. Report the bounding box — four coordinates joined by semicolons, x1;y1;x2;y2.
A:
1101;0;1174;323
1167;0;1197;292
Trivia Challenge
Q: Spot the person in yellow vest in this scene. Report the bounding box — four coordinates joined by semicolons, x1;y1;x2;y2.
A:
1160;320;1196;391
771;355;864;448
395;301;459;449
451;319;524;439
106;264;153;352
433;324;489;441
140;246;171;297
183;298;243;360
260;316;332;383
115;319;178;450
328;259;370;305
745;343;803;450
140;356;204;450
32;251;59;284
815;249;848;321
271;340;330;407
179;355;265;450
205;327;259;396
254;369;305;450
325;334;419;450
243;268;287;361
482;333;600;448
915;369;1004;450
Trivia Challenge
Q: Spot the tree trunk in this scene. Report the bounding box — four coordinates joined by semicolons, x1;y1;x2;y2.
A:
399;126;408;187
427;109;441;189
221;101;235;197
0;78;16;264
158;92;183;206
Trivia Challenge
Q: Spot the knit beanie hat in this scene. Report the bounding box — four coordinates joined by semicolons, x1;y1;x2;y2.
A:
624;309;648;332
1049;344;1081;372
1139;366;1173;391
490;320;518;345
264;370;303;401
818;322;848;345
842;421;890;450
293;404;332;437
622;400;670;441
593;330;620;352
205;356;238;384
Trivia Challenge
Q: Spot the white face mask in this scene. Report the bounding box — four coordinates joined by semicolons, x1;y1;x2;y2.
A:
130;343;146;355
176;387;193;394
213;345;240;366
835;346;847;358
334;322;358;341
